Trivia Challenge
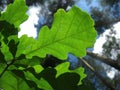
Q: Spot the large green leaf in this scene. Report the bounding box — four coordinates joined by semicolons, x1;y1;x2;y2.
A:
0;0;28;28
16;6;97;59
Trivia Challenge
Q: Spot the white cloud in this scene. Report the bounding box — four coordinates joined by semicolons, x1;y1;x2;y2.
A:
93;22;120;79
93;22;120;54
106;68;117;79
114;22;120;38
19;6;40;38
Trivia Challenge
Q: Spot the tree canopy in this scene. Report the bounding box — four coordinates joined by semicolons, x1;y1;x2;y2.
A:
0;0;120;90
0;0;97;90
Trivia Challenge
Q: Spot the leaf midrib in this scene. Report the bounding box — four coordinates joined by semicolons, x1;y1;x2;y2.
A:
25;9;93;57
26;27;90;56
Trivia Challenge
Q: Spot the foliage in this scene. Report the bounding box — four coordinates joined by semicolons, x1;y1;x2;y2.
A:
0;0;97;90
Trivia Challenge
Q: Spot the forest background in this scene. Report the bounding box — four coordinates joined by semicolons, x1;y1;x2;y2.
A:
0;0;120;90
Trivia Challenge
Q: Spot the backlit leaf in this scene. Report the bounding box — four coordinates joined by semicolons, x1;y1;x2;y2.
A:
16;6;97;59
55;62;86;85
0;0;28;28
1;41;13;61
24;71;54;90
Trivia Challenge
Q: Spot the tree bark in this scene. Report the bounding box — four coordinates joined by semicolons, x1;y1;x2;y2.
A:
80;58;116;90
87;51;120;71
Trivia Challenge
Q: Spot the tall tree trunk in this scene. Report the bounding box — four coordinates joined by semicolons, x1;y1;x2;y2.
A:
80;58;116;90
87;51;120;71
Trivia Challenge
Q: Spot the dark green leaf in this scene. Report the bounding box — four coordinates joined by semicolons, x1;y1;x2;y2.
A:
55;62;86;85
0;21;18;41
56;72;80;90
24;71;54;90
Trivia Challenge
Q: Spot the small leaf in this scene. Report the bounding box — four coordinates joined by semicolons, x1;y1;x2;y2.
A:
39;78;54;90
55;62;70;77
24;71;54;90
8;36;19;57
56;72;80;90
33;65;44;73
0;0;28;28
55;62;86;85
0;21;18;40
1;41;13;61
8;35;19;44
71;66;87;85
16;6;97;59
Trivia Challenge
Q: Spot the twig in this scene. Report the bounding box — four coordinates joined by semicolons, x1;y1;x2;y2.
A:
87;51;120;71
79;57;116;90
0;60;15;78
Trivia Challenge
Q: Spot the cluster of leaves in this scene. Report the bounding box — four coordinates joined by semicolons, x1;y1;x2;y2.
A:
0;0;97;90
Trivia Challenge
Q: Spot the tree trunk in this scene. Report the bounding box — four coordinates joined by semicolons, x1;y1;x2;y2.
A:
80;58;116;90
87;51;120;71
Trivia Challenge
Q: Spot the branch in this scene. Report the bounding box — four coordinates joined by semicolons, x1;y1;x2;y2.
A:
87;51;120;71
79;58;116;90
0;59;15;78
